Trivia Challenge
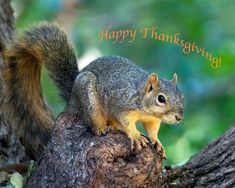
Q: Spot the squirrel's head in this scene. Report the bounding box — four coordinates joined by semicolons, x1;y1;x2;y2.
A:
142;73;184;124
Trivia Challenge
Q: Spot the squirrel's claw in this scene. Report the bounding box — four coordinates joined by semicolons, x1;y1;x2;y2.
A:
139;135;148;148
101;126;114;135
154;139;167;160
93;128;107;136
131;135;149;151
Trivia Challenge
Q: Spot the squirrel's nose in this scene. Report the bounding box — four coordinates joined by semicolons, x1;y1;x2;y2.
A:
175;110;183;121
175;115;183;121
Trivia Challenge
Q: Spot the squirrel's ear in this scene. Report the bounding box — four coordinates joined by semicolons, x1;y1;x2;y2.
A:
145;73;159;93
172;73;177;85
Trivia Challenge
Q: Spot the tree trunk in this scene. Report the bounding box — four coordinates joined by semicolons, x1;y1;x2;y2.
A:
26;112;235;188
0;0;26;165
26;112;164;188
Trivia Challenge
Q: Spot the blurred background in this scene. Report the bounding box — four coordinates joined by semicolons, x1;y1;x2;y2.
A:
12;0;235;165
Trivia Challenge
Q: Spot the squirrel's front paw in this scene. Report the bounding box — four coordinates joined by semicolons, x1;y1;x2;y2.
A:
131;134;149;151
154;139;166;159
92;126;108;136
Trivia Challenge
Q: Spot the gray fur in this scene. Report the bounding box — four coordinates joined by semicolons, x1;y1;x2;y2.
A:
68;55;184;126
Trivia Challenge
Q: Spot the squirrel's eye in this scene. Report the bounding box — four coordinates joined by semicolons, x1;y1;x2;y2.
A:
158;95;166;104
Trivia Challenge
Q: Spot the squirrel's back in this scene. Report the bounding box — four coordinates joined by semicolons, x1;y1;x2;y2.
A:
82;56;149;111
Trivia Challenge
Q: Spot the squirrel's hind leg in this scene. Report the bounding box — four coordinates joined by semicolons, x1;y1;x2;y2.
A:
69;71;108;135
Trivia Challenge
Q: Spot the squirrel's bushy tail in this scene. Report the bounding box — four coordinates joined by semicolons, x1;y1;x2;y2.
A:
3;22;78;159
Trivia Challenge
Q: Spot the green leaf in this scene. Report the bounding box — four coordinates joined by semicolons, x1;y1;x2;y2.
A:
10;172;23;188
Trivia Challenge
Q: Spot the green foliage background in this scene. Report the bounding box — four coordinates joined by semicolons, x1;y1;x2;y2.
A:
12;0;235;165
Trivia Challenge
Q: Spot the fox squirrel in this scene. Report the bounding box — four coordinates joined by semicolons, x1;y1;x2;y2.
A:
3;22;184;159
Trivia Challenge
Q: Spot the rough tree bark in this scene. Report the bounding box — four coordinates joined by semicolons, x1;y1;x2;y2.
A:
26;112;164;188
26;112;235;188
0;1;235;188
0;0;26;166
165;124;235;188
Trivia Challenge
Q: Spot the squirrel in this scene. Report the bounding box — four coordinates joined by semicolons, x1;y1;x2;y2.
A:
67;57;184;157
3;22;184;159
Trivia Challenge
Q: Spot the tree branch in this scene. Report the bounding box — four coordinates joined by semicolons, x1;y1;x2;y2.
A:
166;124;235;187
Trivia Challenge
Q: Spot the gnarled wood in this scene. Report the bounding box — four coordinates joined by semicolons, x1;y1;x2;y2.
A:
166;124;235;188
26;112;163;188
26;111;235;187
